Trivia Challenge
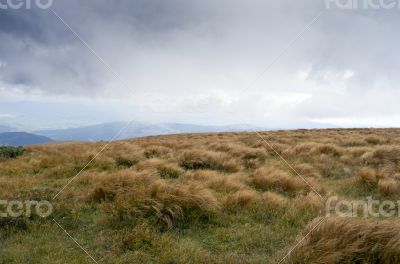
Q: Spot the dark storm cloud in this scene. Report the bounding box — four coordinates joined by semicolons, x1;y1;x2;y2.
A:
0;0;219;94
0;9;46;41
0;3;93;89
1;0;400;126
0;0;324;95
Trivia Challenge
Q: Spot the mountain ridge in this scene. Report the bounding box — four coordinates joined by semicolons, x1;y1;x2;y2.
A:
0;132;54;146
34;121;262;142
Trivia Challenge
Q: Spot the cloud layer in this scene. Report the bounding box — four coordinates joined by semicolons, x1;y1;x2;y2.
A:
0;0;399;128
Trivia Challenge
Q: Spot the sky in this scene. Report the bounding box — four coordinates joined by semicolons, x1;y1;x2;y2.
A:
1;0;400;130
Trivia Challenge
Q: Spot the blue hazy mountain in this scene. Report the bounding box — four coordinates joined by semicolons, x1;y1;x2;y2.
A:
0;119;339;143
0;132;54;146
35;122;261;142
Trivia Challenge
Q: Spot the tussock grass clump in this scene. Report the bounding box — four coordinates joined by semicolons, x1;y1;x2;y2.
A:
115;156;138;168
208;175;247;193
184;170;247;193
90;171;157;203
241;148;267;169
349;147;372;158
285;143;316;156
289;217;400;264
149;182;220;216
157;164;184;179
150;184;219;229
378;179;400;196
252;167;307;194
339;155;354;166
377;165;397;179
184;170;219;182
208;143;232;152
286;143;342;157
295;192;324;211
261;191;287;209
313;144;342;157
341;138;367;146
315;154;350;179
134;158;166;171
134;159;184;178
294;163;320;178
221;158;242;172
99;179;220;230
224;189;259;211
121;222;156;251
144;146;170;159
179;150;238;172
357;167;377;185
365;136;382;145
179;150;220;170
362;146;400;166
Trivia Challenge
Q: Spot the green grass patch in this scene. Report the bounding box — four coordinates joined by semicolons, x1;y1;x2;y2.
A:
0;146;25;159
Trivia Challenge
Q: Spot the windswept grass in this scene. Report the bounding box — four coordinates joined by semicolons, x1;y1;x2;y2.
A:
289;217;400;264
2;128;400;263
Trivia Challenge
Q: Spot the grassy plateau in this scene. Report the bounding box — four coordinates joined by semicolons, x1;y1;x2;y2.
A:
1;128;400;263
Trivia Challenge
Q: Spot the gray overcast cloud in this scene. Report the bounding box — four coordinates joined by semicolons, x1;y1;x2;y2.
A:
1;0;400;129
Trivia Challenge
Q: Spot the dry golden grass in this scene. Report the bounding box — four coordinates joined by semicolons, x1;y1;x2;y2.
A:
362;146;400;166
289;217;400;264
89;170;158;202
2;128;400;263
261;191;287;209
357;167;377;184
224;189;259;211
143;145;171;159
378;178;400;196
252;167;307;194
179;149;240;172
91;174;220;230
294;163;320;178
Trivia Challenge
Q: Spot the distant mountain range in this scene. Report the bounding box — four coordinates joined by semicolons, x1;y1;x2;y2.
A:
34;122;260;142
0;120;339;146
0;132;53;146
